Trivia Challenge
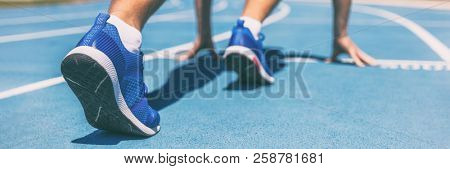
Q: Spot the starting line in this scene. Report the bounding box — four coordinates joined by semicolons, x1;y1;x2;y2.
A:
0;58;448;100
284;58;450;71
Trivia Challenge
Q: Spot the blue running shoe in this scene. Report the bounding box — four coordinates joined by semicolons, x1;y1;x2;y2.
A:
61;13;160;136
223;20;274;83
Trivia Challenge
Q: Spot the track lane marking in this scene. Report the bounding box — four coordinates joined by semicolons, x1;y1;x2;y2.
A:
284;57;450;71
0;0;228;44
0;0;204;26
0;77;64;100
286;0;450;62
352;5;450;62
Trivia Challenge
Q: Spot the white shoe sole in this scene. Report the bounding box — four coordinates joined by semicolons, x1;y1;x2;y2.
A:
61;46;160;136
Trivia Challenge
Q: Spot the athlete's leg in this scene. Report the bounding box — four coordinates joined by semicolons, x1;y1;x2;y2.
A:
224;0;280;84
181;0;279;61
242;0;279;22
240;0;279;38
108;0;165;31
107;0;166;54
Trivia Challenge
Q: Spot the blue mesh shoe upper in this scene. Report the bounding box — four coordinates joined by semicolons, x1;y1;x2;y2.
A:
76;13;159;128
228;20;273;76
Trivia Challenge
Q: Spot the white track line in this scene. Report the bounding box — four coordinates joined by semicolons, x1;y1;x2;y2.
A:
0;26;93;43
285;0;450;11
0;0;228;44
0;11;103;26
352;5;450;62
0;1;286;100
0;77;64;100
0;0;196;26
286;0;450;62
284;57;450;71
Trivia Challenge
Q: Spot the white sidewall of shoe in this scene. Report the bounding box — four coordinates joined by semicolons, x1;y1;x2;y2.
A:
64;46;160;136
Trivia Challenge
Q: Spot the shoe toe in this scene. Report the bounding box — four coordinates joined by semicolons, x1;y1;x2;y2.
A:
131;98;160;128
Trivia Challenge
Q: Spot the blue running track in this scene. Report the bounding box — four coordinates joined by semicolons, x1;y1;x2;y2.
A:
0;0;450;148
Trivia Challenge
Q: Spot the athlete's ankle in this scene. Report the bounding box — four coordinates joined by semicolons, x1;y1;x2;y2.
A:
107;14;143;55
239;16;262;40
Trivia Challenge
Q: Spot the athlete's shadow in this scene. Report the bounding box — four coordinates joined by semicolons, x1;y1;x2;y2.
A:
146;53;224;111
71;130;147;145
147;47;288;111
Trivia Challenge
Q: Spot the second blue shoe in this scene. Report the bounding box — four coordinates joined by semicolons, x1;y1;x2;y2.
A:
223;20;274;84
61;13;160;136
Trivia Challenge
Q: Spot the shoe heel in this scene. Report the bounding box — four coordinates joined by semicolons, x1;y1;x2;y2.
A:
225;53;266;84
61;53;156;136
